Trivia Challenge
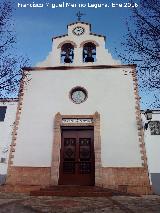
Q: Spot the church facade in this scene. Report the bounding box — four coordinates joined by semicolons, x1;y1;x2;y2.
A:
6;21;151;194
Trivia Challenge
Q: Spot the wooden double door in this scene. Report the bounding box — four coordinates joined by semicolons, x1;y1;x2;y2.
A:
59;127;95;185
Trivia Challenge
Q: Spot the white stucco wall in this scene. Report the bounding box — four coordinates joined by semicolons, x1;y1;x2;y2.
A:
142;112;160;173
13;68;142;168
0;101;17;174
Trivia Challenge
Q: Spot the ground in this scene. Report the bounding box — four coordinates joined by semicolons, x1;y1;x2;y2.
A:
0;193;160;213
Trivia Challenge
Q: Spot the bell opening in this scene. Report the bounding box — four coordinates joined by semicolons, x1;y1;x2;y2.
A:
85;56;94;62
64;57;72;63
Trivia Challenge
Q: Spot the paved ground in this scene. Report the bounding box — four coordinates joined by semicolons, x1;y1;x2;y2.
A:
0;193;160;213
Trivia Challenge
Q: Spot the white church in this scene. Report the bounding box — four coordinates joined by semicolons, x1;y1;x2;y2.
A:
1;19;154;194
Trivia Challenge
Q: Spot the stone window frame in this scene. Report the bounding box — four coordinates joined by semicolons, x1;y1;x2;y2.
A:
51;112;102;186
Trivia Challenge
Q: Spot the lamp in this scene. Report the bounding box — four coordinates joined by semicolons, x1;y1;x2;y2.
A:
144;109;152;130
144;109;152;120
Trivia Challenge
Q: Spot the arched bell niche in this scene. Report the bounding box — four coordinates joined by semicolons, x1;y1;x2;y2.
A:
83;42;96;63
61;43;74;63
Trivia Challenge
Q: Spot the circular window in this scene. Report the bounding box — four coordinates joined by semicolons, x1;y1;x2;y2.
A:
70;87;88;104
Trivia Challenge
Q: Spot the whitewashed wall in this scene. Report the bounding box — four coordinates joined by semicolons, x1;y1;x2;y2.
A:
142;111;160;194
13;68;142;167
142;112;160;173
0;101;17;175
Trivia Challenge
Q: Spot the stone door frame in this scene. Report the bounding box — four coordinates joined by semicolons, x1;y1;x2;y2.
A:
51;112;102;186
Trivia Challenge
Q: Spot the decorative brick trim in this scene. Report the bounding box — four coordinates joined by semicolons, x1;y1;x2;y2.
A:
6;72;27;178
53;34;68;40
102;167;152;195
80;40;99;47
57;40;77;49
55;33;105;40
131;68;148;168
90;33;106;40
6;167;51;186
51;112;101;186
0;98;18;103
67;21;91;29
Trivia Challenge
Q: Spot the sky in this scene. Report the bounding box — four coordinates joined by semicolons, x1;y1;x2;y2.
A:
13;0;138;65
7;0;159;109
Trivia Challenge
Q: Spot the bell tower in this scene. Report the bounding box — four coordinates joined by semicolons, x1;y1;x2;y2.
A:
37;19;119;66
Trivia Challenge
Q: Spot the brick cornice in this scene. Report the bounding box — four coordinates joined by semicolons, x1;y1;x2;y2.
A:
0;99;18;102
23;64;137;71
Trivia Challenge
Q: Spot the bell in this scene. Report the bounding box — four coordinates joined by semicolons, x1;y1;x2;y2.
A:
85;56;94;62
64;57;72;63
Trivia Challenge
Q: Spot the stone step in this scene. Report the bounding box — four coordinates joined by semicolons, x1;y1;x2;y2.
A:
40;186;107;191
30;190;113;197
30;186;128;197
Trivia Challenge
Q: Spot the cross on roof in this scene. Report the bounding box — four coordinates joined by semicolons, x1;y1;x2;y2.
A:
76;11;85;22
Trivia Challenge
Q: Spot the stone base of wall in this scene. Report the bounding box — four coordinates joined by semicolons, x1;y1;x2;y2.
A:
0;184;41;194
5;166;152;195
6;166;51;186
101;167;152;195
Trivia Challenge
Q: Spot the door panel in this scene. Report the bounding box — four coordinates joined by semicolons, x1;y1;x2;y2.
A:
63;138;76;174
59;128;95;185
